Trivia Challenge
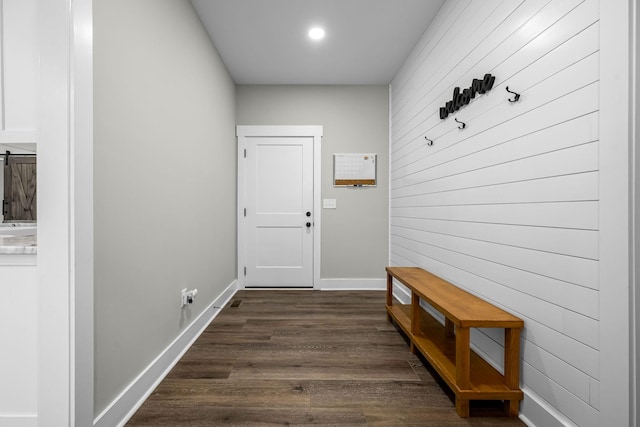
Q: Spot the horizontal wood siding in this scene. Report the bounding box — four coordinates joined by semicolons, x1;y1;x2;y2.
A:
389;0;600;425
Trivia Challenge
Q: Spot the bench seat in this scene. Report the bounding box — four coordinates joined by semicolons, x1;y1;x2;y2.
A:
386;266;524;417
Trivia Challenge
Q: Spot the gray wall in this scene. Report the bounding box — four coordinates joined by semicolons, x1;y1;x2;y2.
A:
237;85;389;279
93;0;236;414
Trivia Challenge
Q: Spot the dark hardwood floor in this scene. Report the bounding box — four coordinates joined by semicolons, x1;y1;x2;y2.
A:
127;290;527;426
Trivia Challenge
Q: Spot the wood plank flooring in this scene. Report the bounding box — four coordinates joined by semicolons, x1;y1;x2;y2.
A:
127;290;527;426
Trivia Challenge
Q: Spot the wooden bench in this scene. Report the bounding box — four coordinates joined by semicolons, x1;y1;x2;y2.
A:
385;266;524;418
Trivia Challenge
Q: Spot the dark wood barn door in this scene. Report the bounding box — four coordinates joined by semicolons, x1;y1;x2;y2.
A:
3;155;37;222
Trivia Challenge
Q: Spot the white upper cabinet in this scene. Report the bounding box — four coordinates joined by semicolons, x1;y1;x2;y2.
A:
0;0;37;143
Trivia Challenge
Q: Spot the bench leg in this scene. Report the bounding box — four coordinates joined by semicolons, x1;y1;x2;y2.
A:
455;326;471;390
445;318;454;339
455;397;470;417
505;399;519;417
386;273;393;322
411;292;421;336
504;329;521;417
386;273;393;306
504;328;521;390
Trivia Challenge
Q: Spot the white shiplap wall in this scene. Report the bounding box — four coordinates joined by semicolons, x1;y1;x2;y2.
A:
389;1;599;426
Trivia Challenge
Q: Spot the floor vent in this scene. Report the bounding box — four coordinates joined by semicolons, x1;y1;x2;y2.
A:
230;299;242;308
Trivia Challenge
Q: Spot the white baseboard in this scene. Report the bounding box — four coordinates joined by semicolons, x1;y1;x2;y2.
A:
93;280;238;427
519;386;578;427
318;278;386;290
0;414;37;427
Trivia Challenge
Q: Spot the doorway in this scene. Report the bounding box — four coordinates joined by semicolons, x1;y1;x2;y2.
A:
237;125;322;288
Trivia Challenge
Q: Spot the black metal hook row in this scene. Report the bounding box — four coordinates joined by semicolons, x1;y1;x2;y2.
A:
506;86;520;102
424;136;434;146
435;87;519;138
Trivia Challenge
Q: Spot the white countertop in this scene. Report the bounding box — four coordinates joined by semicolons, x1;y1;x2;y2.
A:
0;224;37;254
0;234;37;254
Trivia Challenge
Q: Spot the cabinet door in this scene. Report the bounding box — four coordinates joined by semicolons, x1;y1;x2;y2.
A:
0;0;38;143
3;156;36;221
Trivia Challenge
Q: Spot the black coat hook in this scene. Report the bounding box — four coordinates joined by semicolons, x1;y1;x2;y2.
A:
454;118;466;129
506;86;520;102
424;136;434;146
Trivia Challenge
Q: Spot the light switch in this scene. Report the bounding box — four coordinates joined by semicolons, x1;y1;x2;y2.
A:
323;199;337;209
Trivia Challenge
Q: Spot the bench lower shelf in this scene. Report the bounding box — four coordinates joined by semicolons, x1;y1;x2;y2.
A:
387;304;523;414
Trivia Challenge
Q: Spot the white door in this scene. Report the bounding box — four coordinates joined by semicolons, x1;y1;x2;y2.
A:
238;126;321;287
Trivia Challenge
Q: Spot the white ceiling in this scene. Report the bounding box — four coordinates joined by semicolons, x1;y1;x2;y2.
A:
190;0;446;85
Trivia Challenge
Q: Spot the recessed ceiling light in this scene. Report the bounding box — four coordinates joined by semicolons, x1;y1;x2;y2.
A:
308;27;325;40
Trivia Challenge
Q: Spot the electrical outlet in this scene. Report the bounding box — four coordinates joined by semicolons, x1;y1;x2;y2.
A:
181;288;199;307
181;288;187;307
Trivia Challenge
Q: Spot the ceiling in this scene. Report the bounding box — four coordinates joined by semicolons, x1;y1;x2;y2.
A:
190;0;446;85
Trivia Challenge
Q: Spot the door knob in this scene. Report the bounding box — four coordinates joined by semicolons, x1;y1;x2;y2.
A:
306;211;311;217
306;222;311;228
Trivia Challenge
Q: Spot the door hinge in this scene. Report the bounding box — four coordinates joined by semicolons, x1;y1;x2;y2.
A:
244;208;246;217
244;266;247;276
244;148;247;158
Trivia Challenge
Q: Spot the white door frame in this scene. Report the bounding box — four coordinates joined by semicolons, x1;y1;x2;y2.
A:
599;1;635;425
237;125;322;289
38;0;94;426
